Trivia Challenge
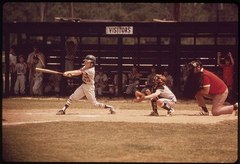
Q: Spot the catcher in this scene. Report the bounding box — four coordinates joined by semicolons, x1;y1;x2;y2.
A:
134;74;177;116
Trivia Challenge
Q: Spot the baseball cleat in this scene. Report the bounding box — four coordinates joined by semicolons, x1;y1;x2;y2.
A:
199;109;209;116
233;103;238;116
109;107;116;114
148;111;159;116
56;109;65;115
166;108;174;116
233;102;238;110
105;105;116;114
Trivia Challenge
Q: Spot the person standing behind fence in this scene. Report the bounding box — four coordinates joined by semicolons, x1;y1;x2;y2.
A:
217;51;235;99
44;74;61;96
180;62;190;92
141;67;156;94
65;37;78;89
27;45;45;95
125;66;142;96
9;45;17;95
14;55;27;95
109;73;128;96
32;55;45;96
145;67;156;89
163;68;174;89
95;68;108;97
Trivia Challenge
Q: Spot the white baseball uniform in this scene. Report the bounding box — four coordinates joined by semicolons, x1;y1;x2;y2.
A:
14;62;27;94
68;66;106;108
32;61;44;95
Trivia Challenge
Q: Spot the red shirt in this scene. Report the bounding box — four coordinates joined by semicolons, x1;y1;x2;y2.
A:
221;65;234;87
202;69;227;94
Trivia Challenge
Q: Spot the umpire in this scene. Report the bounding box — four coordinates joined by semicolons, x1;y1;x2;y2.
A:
185;60;238;116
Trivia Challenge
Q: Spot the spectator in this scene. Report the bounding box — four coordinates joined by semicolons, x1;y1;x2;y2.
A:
163;68;174;89
44;74;61;96
180;62;190;92
141;67;156;94
27;45;45;95
125;66;142;96
32;55;45;96
109;73;128;96
145;67;156;88
95;68;108;96
65;37;78;89
9;45;17;94
65;37;78;71
217;51;235;99
14;55;27;95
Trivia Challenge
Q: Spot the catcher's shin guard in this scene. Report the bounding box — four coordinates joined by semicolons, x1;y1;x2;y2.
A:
162;102;171;111
151;99;158;113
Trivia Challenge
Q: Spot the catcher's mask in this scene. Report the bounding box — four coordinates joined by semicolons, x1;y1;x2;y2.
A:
83;55;96;66
154;74;166;85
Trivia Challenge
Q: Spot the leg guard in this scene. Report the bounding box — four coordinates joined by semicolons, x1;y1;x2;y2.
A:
151;99;158;113
162;102;171;111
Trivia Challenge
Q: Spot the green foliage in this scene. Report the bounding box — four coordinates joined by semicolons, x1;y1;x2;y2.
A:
2;3;238;22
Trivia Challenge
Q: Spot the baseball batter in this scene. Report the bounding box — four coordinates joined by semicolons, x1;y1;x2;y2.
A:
56;55;115;115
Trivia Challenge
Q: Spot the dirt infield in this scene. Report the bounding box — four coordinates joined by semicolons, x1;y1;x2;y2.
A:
2;98;238;162
2;106;237;126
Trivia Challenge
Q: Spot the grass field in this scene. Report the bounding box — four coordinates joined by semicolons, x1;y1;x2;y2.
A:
1;97;238;162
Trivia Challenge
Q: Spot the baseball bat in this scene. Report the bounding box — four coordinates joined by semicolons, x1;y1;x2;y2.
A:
35;67;63;75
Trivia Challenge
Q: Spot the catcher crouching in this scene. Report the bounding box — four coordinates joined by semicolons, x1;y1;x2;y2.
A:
134;74;177;116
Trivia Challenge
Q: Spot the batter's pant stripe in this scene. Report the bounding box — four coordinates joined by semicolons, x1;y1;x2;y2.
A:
66;99;72;106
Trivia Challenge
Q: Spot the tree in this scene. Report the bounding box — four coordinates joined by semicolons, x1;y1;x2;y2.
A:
2;2;238;23
40;3;46;22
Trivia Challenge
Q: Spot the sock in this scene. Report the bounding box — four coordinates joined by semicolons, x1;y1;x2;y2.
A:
151;99;158;113
63;98;72;111
201;107;208;113
162;102;171;111
62;105;68;112
104;104;112;109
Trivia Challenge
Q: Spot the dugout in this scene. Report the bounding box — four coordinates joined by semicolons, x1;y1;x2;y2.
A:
2;21;238;98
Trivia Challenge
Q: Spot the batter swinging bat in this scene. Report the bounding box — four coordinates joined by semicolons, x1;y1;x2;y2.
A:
35;68;63;75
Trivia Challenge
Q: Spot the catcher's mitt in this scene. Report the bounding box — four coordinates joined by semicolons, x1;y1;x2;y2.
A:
134;90;145;102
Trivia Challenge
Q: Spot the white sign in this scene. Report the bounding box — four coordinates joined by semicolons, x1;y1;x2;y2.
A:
106;26;133;35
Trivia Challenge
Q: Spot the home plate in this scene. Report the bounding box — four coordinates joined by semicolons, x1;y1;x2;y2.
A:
78;115;99;118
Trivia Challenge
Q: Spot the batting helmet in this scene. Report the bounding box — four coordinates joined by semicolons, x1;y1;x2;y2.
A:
83;55;96;65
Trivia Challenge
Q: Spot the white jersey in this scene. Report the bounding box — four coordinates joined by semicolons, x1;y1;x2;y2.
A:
157;85;177;102
10;53;17;65
15;63;27;75
81;66;95;85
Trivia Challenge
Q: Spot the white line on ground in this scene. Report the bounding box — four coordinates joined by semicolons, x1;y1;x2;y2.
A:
2;120;61;126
